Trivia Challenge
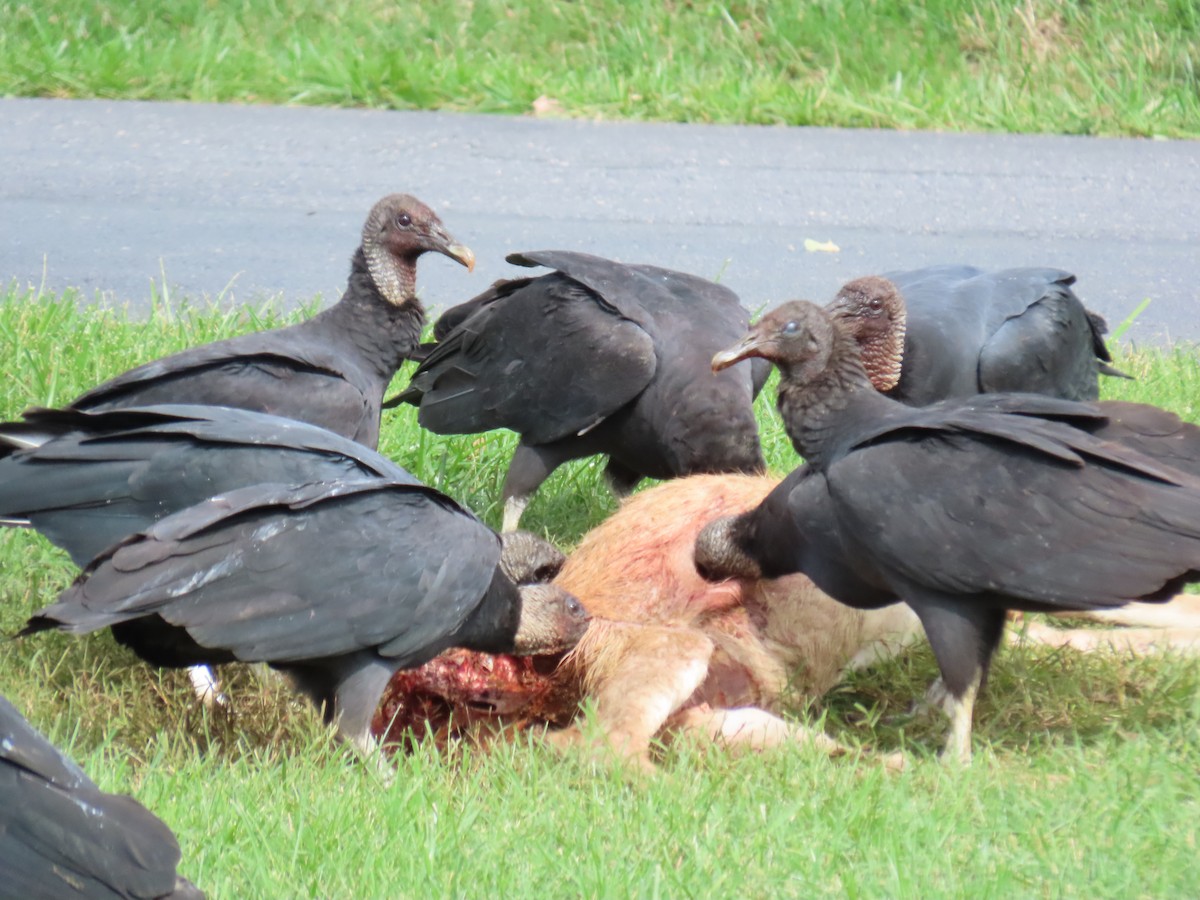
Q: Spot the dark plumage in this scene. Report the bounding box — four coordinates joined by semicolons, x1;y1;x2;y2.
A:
390;250;767;531
829;275;1200;476
830;266;1126;405
0;404;415;567
0;401;424;707
71;194;474;449
699;301;1200;762
20;479;589;754
0;694;203;899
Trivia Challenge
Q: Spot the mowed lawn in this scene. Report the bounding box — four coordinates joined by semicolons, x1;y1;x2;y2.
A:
0;288;1197;898
2;0;1198;137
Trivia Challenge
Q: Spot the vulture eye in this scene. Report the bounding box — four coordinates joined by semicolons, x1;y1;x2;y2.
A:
782;321;799;334
394;212;412;228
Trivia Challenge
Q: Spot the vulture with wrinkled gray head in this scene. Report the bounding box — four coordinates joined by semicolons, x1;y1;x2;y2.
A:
19;478;589;755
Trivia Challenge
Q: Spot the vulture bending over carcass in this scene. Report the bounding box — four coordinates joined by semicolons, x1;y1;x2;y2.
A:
374;473;1200;765
19;478;588;756
698;300;1200;763
390;250;767;531
70;194;473;449
854;265;1126;405
0;694;204;899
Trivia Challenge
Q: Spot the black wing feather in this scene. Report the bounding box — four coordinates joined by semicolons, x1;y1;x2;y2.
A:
401;275;656;444
0;405;413;566
0;695;199;900
33;480;500;669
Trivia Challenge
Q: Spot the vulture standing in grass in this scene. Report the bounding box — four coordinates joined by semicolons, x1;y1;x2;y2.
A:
390;250;767;531
696;301;1200;763
0;694;204;899
860;265;1125;405
69;193;474;449
828;275;1200;476
18;478;589;755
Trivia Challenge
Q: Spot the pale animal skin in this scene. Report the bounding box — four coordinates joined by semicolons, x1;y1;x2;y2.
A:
551;474;921;770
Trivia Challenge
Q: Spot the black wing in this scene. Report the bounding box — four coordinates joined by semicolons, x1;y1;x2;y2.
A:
1089;401;1200;478
71;327;379;445
511;250;752;334
0;695;200;900
0;405;413;566
398;270;657;444
824;410;1200;609
31;480;502;669
886;266;1107;404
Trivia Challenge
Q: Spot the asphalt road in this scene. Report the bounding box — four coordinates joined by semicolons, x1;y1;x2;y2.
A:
3;97;1197;343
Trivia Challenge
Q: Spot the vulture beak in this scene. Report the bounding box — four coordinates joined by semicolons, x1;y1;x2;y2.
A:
711;332;768;372
442;241;476;273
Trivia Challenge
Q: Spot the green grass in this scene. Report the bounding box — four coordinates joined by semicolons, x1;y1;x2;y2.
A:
3;0;1198;137
1;285;1198;897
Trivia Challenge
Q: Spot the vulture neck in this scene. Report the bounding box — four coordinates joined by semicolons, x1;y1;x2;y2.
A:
859;320;906;394
317;247;427;380
777;327;890;469
450;567;522;655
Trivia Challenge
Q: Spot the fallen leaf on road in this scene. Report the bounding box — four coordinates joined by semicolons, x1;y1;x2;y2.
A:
803;238;840;253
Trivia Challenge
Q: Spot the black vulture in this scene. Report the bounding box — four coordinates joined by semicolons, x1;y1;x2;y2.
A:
19;479;590;755
0;405;587;728
70;194;474;450
828;275;1200;476
389;250;767;531
837;265;1127;405
0;694;203;899
0;401;425;706
697;301;1200;762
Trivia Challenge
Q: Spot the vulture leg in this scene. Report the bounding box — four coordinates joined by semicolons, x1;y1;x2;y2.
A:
905;593;1007;764
186;664;228;708
501;440;587;532
283;653;398;759
603;459;643;498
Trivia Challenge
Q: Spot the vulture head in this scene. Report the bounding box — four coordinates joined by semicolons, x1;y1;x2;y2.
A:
499;530;568;586
693;514;762;583
501;531;589;655
826;276;907;392
361;194;475;306
711;300;841;387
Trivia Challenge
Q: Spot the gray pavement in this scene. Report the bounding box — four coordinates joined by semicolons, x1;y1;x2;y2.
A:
2;97;1197;343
